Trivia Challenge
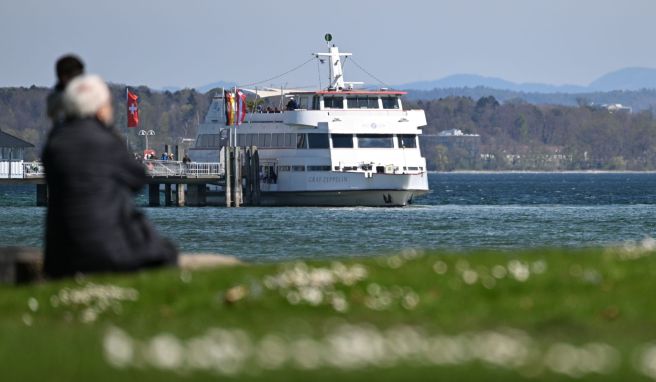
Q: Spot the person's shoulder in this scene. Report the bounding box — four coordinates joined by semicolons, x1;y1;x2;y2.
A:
55;118;113;145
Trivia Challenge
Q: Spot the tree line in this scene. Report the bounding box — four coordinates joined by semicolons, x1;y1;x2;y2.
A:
412;96;656;171
0;85;211;160
1;86;656;170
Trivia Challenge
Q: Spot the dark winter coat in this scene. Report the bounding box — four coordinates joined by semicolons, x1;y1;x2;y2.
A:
42;117;177;278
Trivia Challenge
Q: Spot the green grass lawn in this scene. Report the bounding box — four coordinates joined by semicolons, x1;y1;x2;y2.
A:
2;246;656;381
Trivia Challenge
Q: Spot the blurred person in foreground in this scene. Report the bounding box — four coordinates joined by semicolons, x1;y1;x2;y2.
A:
42;74;178;278
47;55;85;122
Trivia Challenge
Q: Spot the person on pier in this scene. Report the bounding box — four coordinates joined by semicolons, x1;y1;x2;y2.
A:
42;73;178;278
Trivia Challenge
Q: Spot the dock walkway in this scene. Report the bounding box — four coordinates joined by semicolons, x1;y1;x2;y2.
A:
0;146;259;207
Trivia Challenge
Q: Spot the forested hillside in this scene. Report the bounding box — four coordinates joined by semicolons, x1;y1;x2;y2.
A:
414;96;656;171
1;86;656;170
0;85;210;159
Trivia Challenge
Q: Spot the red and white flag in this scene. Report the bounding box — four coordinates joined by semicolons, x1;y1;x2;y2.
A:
127;90;139;128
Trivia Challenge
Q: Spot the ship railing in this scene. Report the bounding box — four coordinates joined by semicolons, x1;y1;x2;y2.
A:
143;160;223;178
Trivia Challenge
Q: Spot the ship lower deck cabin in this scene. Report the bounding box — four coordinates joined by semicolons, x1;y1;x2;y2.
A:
195;132;419;151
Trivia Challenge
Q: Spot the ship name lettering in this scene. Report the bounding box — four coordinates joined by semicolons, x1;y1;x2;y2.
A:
308;176;348;184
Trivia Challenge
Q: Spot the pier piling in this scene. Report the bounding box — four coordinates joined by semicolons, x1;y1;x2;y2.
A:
148;183;160;207
224;147;232;207
36;184;48;207
252;147;261;205
233;147;242;207
176;184;185;206
164;184;173;206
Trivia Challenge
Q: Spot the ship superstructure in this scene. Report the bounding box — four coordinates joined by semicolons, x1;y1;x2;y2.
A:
189;41;428;206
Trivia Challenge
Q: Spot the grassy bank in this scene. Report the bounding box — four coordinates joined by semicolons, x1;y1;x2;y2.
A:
2;245;656;381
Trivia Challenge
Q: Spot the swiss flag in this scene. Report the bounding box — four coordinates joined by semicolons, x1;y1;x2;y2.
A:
127;90;139;128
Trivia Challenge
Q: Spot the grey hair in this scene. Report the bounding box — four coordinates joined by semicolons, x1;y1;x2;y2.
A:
63;74;111;118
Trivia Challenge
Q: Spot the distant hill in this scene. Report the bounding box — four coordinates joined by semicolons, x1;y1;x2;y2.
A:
405;87;656;112
195;81;237;94
399;67;656;94
399;74;587;93
589;67;656;91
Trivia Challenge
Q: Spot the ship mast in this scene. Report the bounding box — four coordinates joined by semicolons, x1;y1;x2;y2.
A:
314;34;362;91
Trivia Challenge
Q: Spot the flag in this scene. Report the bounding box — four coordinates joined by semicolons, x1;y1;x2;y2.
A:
127;90;139;128
236;89;247;125
225;90;236;126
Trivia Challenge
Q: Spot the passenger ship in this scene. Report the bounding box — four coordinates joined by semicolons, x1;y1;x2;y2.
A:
189;41;429;206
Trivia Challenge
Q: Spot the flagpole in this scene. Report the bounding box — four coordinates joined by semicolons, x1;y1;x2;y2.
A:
126;87;129;151
233;86;237;148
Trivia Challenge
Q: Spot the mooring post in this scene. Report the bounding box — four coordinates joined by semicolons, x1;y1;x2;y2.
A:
233;146;242;207
36;184;48;207
244;147;252;206
148;183;160;207
252;146;261;206
224;147;232;207
164;184;173;206
176;184;185;206
198;184;207;206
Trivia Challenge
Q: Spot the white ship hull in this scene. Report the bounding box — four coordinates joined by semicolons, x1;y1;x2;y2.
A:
258;189;426;207
207;189;426;207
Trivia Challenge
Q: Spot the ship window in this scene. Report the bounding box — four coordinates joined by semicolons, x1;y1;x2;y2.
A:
308;133;329;149
285;133;296;148
382;96;399;109
272;133;285;148
297;133;307;149
237;134;246;146
346;96;380;109
249;133;258;146
198;134;223;148
368;97;380;108
398;134;417;148
258;133;271;148
292;165;305;171
357;134;394;148
323;96;344;109
307;165;331;171
331;134;353;148
312;96;320;110
278;165;291;172
297;97;309;109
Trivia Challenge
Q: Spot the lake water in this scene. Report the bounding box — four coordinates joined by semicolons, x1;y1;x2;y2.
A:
1;173;655;261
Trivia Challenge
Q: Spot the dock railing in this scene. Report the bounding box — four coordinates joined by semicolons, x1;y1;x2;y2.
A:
1;160;223;180
23;162;45;178
143;160;224;178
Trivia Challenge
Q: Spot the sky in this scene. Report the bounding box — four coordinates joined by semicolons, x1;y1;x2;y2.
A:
0;0;655;89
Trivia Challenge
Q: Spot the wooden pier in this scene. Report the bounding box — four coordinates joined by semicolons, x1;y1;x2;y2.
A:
0;146;261;208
